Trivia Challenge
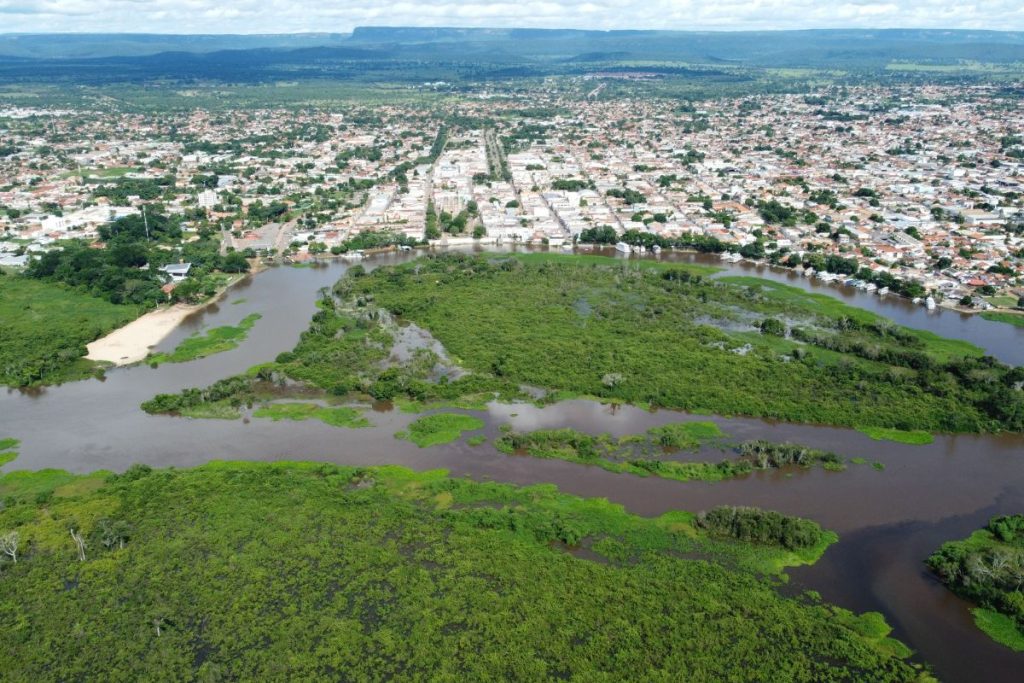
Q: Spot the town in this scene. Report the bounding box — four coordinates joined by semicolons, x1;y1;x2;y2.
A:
2;83;1023;313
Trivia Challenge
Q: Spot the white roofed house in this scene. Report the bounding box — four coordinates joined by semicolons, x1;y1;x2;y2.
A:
159;262;192;283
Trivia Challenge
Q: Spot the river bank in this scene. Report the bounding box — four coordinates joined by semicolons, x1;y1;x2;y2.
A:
85;274;246;366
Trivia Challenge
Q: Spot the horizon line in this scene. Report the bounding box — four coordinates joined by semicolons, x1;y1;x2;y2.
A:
1;26;1024;37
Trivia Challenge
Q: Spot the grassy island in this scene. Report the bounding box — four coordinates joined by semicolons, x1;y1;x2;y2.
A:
495;425;853;482
147;313;261;365
0;460;925;681
396;412;485;447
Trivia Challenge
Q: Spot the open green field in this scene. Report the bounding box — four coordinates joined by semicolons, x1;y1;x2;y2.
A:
718;277;983;361
0;276;141;387
506;251;721;276
148;313;262;365
0;460;924;681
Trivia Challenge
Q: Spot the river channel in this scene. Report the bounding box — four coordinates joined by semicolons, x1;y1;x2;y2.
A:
2;246;1023;682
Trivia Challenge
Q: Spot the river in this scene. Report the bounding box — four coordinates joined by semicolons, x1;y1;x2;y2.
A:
2;246;1023;682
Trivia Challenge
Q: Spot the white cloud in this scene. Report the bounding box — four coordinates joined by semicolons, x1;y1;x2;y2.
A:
0;0;1023;32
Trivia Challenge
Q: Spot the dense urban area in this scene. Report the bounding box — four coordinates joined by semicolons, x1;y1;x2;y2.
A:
2;85;1023;315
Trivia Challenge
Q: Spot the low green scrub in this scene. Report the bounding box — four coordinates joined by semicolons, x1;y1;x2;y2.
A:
928;515;1024;650
980;312;1024;329
397;413;485;447
252;402;370;429
648;421;724;449
180;401;242;420
495;426;849;483
0;435;17;468
0;276;140;387
696;505;833;551
737;440;846;471
0;461;923;680
148;313;261;365
857;426;934;445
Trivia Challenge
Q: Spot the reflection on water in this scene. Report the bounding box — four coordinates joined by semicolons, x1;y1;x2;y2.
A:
2;246;1023;682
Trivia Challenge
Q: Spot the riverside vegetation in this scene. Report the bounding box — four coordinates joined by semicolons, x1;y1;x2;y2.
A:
0;438;19;467
0;209;252;388
0;460;929;681
143;253;1024;434
0;275;140;387
928;515;1024;651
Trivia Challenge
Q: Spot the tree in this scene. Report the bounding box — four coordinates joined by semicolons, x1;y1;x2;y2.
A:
220;251;250;273
472;225;486;239
0;530;18;563
739;240;765;260
1017;296;1024;310
70;526;87;562
97;519;131;550
759;318;786;337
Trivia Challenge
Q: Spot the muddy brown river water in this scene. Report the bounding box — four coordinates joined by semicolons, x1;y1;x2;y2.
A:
2;246;1023;681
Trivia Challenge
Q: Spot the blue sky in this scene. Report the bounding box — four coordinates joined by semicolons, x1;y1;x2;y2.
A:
1;0;1023;33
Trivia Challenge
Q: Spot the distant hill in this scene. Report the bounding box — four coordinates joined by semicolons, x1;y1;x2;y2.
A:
0;27;1022;86
0;33;352;59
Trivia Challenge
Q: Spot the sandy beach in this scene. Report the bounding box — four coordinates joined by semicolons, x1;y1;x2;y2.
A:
85;303;206;366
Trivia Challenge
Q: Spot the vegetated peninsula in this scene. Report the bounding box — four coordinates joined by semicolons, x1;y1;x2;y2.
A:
359;254;1022;433
0;460;926;681
143;253;1024;434
928;515;1024;651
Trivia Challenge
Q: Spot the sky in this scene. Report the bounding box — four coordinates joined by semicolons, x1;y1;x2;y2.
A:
1;0;1023;34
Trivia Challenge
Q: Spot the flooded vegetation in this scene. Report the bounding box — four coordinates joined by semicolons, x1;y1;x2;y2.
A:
2;248;1023;681
0;461;924;681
